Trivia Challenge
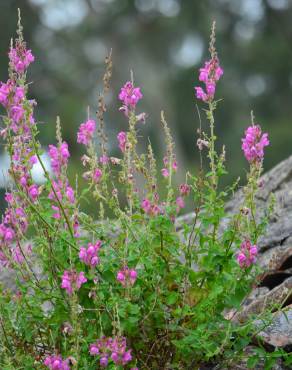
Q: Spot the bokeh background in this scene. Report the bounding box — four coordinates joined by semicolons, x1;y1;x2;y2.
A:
1;0;292;212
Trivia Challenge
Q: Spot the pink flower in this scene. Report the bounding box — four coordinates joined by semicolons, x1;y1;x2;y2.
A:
61;270;87;295
0;80;12;107
48;142;70;176
9;45;35;74
176;196;185;213
29;155;37;165
10;105;25;123
195;57;223;102
93;168;102;183
117;131;127;152
90;336;134;367
77;119;96;145
99;155;109;165
28;184;39;201
161;168;169;178
44;355;70;370
179;183;190;196
195;87;207;102
241;125;269;163
141;199;151;214
116;266;137;287
236;240;258;268
65;186;75;204
118;81;142;108
79;241;102;267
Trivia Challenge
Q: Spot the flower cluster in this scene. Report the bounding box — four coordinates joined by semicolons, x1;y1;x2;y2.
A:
48;180;75;219
161;156;178;178
48;142;70;176
9;42;35;74
195;57;223;102
241;125;269;164
236;240;258;268
118;81;142;109
141;198;162;216
61;270;87;295
90;336;135;368
79;241;102;267
0;192;31;266
116;266;137;287
44;355;70;370
77;119;96;145
179;183;190;196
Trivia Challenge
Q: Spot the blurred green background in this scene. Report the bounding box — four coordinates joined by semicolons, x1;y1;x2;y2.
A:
1;0;292;213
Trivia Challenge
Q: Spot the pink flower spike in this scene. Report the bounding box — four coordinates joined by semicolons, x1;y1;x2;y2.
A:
241;124;269;164
195;57;223;102
77;119;96;145
9;45;35;74
236;240;258;269
118;81;143;109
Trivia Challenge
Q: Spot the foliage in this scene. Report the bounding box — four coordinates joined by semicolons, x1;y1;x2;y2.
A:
0;15;282;370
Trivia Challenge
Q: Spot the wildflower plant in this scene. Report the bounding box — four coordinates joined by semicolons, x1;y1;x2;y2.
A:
0;14;282;369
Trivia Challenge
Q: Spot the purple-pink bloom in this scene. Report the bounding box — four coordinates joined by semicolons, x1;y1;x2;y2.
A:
43;355;70;370
93;168;102;183
195;57;223;102
117;131;127;152
176;196;185;213
241;125;269;164
116;266;137;287
28;184;39;201
10;105;25;123
99;155;109;165
61;270;87;295
77;119;96;145
79;241;102;267
118;81;142;109
179;183;190;196
48;142;70;176
141;199;151;214
9;45;35;74
236;240;258;268
161;168;169;178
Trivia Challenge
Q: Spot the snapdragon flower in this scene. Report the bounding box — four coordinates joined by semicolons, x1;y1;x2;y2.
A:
118;81;142;109
28;184;39;202
90;336;134;368
61;270;87;295
48;142;70;176
116;266;137;287
44;355;70;370
77;119;96;145
241;124;269;164
117;131;127;152
236;240;258;268
79;241;102;267
9;43;35;74
195;57;223;102
179;183;190;196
